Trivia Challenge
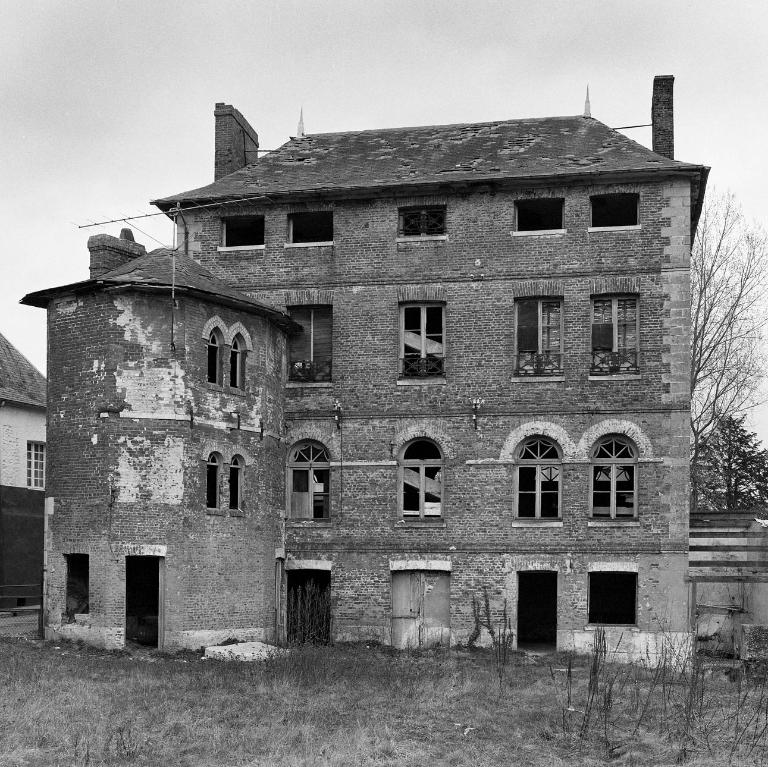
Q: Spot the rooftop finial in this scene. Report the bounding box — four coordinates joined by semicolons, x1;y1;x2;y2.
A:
297;107;305;138
583;85;591;118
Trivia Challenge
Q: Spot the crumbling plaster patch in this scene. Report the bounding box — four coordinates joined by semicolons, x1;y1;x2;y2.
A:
116;435;184;504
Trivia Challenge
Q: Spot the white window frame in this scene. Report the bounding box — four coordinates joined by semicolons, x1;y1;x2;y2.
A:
26;442;45;489
398;440;444;520
516;438;561;519
590;437;638;518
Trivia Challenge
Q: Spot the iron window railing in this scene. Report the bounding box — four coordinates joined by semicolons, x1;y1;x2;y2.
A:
400;355;444;378
590;350;638;375
289;359;332;383
516;352;563;377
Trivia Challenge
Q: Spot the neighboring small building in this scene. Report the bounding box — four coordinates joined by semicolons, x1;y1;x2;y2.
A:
0;332;46;608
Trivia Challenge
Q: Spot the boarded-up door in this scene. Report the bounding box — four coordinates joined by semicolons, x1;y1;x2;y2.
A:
391;570;450;649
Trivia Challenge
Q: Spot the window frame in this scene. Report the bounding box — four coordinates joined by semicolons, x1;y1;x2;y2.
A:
589;193;640;229
399;303;446;378
207;328;224;385
590;296;639;375
26;441;45;489
287;305;333;383
229;334;246;389
206;452;222;509
515;298;564;376
590;436;638;519
397;205;447;238
229;455;243;511
514;198;565;233
398;439;444;521
220;215;265;250
287;211;334;245
516;437;562;519
287;441;331;521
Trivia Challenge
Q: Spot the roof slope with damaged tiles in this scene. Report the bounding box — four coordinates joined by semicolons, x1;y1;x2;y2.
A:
0;331;46;408
153;115;706;207
22;250;296;329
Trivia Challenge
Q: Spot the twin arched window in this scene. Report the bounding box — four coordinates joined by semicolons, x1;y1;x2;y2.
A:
288;442;330;519
206;452;244;511
207;330;224;385
400;439;443;520
207;327;247;388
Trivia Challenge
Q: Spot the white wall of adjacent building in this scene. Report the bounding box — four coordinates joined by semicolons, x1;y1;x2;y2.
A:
0;403;46;489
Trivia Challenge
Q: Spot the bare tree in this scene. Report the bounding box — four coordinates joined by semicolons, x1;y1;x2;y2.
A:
691;191;768;508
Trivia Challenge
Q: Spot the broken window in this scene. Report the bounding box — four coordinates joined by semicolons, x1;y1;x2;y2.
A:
591;296;638;374
26;441;45;489
398;206;447;237
288;306;332;382
400;304;445;377
515;198;564;231
516;299;563;376
222;215;264;247
207;327;224;385
288;211;333;244
588;572;637;624
590;193;639;227
288;442;330;520
517;437;561;518
229;455;243;510
65;553;89;621
399;439;443;520
229;334;246;389
206;452;221;509
591;436;637;518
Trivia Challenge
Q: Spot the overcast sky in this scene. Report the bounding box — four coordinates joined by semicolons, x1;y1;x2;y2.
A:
2;1;767;436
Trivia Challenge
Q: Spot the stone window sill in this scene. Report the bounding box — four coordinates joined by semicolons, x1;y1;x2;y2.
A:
588;374;641;381
286;381;333;389
511;376;565;383
286;519;333;526
585;623;639;629
511;229;566;237
588;519;639;527
397;376;446;386
284;241;334;248
510;520;563;527
396;235;448;243
395;519;447;528
206;507;245;517
217;244;265;252
587;225;641;233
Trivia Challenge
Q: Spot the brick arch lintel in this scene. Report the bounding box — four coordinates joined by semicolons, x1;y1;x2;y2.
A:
285;425;337;461
500;421;578;462
577;419;653;460
390;422;457;460
226;321;253;350
201;315;227;342
199;440;254;466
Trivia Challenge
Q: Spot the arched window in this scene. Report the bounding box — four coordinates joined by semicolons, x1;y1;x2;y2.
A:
229;455;243;510
206;452;221;508
517;437;561;518
207;329;224;385
399;439;443;520
229;334;246;389
288;442;330;520
591;436;637;518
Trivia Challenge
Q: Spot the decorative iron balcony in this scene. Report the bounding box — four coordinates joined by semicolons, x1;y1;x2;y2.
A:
516;352;563;377
289;359;332;383
590;350;638;375
400;354;445;378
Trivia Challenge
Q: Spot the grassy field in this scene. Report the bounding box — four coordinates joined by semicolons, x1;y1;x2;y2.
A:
1;636;767;767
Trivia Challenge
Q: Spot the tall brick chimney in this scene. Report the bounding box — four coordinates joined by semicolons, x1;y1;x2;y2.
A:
652;75;674;159
214;103;259;180
88;229;146;279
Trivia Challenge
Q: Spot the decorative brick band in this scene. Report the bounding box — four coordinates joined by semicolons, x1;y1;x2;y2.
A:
590;276;641;295
397;285;446;303
510;280;563;298
283;289;334;306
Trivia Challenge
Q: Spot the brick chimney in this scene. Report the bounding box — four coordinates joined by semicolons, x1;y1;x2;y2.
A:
652;75;674;159
88;229;146;279
214;103;259;180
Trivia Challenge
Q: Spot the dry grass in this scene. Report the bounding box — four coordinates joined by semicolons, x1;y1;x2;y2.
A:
0;636;767;766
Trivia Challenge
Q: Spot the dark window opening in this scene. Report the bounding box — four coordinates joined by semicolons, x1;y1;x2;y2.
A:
288;306;333;382
289;442;330;520
207;330;223;385
229;335;246;388
287;569;331;644
401;304;445;377
206;453;220;509
516;199;564;231
65;553;89;621
229;456;242;510
125;556;160;647
398;206;446;236
400;439;443;520
223;216;264;247
518;571;557;645
516;299;563;376
289;211;333;243
591;193;639;227
588;572;637;624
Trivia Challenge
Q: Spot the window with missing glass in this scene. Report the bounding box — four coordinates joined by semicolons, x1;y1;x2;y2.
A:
517;437;561;518
288;442;330;520
222;216;264;247
516;299;563;376
288;306;332;382
591;297;638;374
591;437;637;518
400;304;445;378
399;440;443;520
288;212;333;243
398;206;446;237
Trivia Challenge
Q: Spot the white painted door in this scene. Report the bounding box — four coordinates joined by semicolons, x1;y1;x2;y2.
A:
391;571;450;649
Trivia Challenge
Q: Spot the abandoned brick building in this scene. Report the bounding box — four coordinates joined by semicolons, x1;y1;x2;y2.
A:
23;76;709;657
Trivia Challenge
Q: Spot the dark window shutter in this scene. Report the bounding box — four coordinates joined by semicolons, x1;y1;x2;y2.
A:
288;307;311;363
312;307;333;363
517;300;538;352
591;323;613;350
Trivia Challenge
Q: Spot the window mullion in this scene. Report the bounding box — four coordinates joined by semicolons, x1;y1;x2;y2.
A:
309;309;315;362
535;465;542;518
419;466;425;519
611;464;617;518
612;299;619;352
420;306;427;357
537;301;543;354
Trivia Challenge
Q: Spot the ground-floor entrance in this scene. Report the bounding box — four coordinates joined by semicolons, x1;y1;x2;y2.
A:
125;556;162;648
286;569;331;644
517;571;557;648
391;570;450;649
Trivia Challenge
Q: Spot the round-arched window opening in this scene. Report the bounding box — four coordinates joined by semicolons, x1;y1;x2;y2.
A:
288;442;330;520
517;437;561;519
591;436;637;518
399;439;443;520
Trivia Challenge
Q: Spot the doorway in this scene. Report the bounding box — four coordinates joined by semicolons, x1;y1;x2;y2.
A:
517;571;557;647
286;569;331;644
125;556;162;648
391;570;450;649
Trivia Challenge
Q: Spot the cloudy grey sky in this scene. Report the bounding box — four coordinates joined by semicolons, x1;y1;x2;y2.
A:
2;1;767;434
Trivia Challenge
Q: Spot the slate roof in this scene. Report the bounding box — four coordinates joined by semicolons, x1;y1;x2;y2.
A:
153;116;706;207
22;250;295;329
0;332;46;408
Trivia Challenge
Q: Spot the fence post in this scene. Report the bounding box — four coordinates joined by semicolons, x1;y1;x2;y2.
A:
38;568;44;639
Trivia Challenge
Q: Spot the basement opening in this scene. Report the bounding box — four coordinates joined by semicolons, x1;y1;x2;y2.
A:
515;198;564;231
517;571;557;647
125;555;161;647
588;571;637;624
288;211;333;244
286;569;331;644
590;193;639;227
223;215;264;247
65;553;89;621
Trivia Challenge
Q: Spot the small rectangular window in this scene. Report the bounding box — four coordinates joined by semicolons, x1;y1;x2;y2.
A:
26;442;45;489
590;193;639;227
515;199;564;231
288;306;332;382
588;572;637;624
288;212;333;244
223;216;264;247
590;296;638;374
516;299;563;376
400;304;445;377
65;553;89;621
398;206;446;237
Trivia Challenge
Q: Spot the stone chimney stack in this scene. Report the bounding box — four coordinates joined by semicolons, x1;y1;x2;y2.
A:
88;229;146;279
652;75;674;159
214;103;259;180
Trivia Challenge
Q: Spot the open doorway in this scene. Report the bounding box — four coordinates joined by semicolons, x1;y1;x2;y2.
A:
125;556;161;647
517;571;557;648
286;569;331;644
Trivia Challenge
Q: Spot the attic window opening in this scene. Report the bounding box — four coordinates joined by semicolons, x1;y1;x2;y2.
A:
223;216;264;247
398;206;446;237
590;193;639;228
515;199;564;231
288;212;333;244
